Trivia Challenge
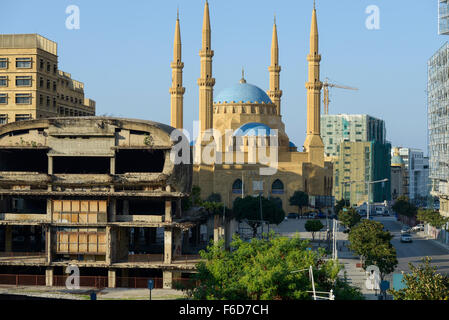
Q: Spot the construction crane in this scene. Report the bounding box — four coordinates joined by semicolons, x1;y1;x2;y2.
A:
322;78;358;115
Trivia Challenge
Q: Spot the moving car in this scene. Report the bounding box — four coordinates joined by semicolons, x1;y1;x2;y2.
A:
400;233;412;243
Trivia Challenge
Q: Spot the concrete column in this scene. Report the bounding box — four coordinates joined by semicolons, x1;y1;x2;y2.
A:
45;267;54;287
48;156;53;175
108;269;117;288
110;157;115;175
5;226;12;252
165;200;172;222
45;226;52;263
47;199;52;222
106;226;112;265
164;227;172;264
163;270;182;289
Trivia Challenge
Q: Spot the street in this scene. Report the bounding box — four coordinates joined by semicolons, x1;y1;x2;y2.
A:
271;216;449;275
374;216;449;274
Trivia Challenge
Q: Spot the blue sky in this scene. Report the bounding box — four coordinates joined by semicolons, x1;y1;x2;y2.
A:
0;0;443;153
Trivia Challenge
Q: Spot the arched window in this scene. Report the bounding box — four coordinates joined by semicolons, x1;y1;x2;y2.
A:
232;179;243;194
271;179;284;194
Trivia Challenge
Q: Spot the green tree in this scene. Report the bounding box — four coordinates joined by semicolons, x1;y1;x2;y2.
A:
417;209;448;229
334;199;350;217
392;196;417;218
305;220;324;241
348;220;397;279
233;196;284;237
289;191;309;217
389;257;449;300
364;243;398;280
182;234;363;300
338;208;361;229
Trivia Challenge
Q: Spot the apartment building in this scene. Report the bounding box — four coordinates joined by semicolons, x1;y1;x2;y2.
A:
428;42;449;219
0;34;95;125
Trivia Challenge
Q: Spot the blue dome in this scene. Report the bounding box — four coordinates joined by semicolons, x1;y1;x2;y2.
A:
289;141;297;148
214;82;272;104
233;122;272;136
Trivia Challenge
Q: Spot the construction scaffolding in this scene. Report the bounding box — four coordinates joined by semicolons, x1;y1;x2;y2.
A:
428;42;449;194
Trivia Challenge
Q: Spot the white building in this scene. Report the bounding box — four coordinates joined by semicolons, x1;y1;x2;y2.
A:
393;147;430;203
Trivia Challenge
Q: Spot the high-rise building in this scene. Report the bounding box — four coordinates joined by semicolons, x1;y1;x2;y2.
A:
321;114;390;205
0;34;95;125
321;114;386;157
428;42;449;218
439;0;449;35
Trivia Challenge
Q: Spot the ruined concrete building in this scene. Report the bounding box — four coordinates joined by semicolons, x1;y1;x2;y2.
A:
0;117;212;289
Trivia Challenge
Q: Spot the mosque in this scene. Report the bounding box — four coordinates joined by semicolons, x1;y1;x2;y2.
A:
169;1;333;214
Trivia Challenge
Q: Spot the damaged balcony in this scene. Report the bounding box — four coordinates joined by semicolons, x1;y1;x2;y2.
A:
0;225;47;265
0;147;50;190
112;226;204;269
0;196;49;223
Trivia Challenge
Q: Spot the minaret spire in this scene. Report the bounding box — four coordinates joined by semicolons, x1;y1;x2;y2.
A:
303;3;324;164
170;9;185;129
198;0;215;135
268;15;282;115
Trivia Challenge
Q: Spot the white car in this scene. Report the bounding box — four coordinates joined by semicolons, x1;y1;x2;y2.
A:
411;224;424;232
400;233;412;243
400;226;411;234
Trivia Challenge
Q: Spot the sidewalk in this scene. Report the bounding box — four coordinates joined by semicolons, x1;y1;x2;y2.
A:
336;241;378;300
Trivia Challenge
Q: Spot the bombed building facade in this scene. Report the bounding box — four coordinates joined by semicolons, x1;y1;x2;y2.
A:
0;117;214;288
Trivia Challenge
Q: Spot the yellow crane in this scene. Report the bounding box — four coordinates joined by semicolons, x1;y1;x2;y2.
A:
322;78;358;115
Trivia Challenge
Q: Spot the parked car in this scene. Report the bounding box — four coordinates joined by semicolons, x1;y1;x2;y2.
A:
304;212;316;219
401;226;411;234
400;233;413;243
287;213;299;219
382;211;390;217
411;224;424;232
